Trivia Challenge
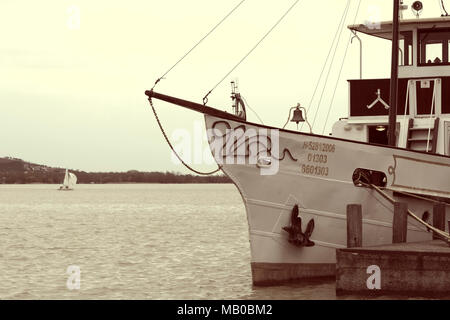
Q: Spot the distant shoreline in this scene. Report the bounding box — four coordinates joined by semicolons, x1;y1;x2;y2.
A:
0;157;231;184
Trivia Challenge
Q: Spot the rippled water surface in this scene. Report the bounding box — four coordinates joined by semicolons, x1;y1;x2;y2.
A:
0;184;443;300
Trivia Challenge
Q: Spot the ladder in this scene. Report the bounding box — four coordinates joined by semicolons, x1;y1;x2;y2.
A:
406;118;440;153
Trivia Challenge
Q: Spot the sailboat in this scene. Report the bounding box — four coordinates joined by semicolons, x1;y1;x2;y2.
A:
146;1;450;285
58;169;77;191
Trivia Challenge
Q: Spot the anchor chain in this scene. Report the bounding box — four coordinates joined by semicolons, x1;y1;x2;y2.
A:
148;95;222;176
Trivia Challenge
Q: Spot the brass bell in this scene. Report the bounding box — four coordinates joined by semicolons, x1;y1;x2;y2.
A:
291;107;305;124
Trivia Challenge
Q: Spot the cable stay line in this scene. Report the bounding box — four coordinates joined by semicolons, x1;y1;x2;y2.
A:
151;0;247;90
242;96;265;124
148;1;249;176
310;0;351;130
322;0;362;135
441;0;449;16
203;0;303;105
300;0;351;132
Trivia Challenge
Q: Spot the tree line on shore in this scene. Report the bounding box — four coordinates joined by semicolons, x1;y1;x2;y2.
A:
0;157;231;184
0;170;231;184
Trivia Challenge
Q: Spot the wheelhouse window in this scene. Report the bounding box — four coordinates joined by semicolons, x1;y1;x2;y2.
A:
399;31;413;66
418;28;450;65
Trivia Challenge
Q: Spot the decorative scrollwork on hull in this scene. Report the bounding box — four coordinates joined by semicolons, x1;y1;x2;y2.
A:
210;121;298;162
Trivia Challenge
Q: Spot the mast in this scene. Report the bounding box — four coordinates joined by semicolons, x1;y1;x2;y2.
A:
388;0;400;146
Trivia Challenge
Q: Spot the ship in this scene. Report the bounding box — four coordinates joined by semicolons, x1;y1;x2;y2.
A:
146;1;450;285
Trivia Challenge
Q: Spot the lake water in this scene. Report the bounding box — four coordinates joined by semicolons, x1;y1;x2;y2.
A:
0;184;442;300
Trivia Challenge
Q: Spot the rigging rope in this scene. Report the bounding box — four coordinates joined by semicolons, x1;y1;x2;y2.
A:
202;0;302;105
321;0;362;135
353;172;450;243
310;0;351;130
441;0;449;16
148;1;250;175
370;184;450;243
148;97;222;175
242;96;265;124
380;187;450;207
151;0;247;90
300;0;351;132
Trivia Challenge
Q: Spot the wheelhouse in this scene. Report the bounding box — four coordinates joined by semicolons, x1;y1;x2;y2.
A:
332;17;450;156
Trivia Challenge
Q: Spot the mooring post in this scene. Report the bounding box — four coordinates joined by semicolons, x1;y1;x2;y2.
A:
393;202;408;243
433;203;446;240
347;204;362;248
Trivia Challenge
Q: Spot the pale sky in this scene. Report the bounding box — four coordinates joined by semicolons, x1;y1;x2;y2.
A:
0;0;444;173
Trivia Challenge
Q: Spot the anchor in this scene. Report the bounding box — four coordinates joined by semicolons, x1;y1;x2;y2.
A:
282;204;315;247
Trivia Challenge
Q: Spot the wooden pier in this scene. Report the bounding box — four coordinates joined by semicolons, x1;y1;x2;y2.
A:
336;203;450;296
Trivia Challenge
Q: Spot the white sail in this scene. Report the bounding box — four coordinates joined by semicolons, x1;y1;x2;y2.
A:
59;169;76;190
63;169;69;187
68;172;77;189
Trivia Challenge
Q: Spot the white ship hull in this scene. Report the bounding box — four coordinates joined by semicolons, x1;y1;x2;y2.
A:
204;115;450;285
